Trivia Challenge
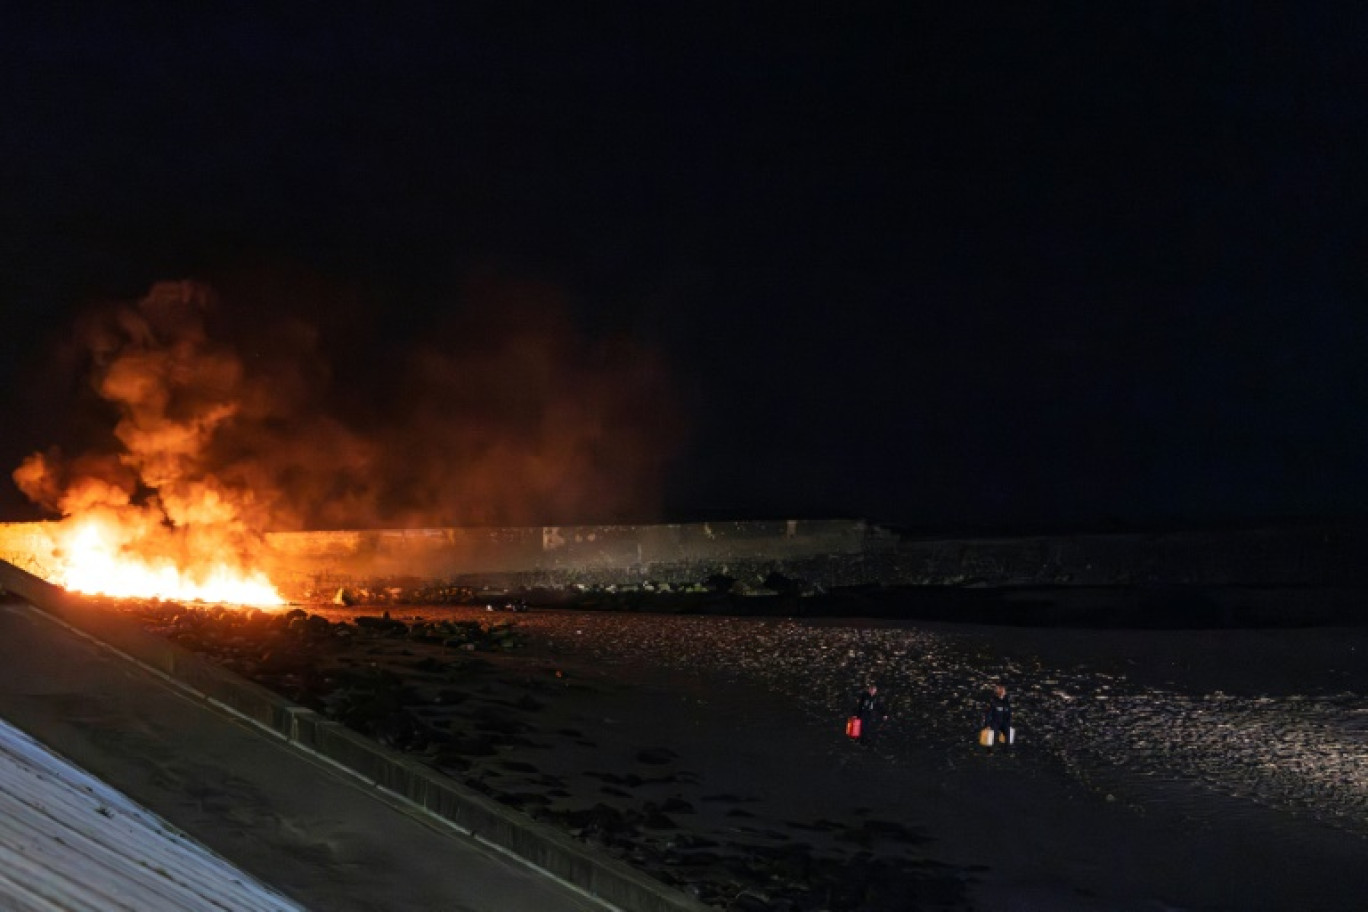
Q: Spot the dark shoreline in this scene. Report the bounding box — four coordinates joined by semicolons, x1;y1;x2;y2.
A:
326;581;1368;630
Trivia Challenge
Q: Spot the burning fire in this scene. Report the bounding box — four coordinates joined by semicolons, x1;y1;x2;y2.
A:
11;277;679;605
48;517;284;606
10;282;289;608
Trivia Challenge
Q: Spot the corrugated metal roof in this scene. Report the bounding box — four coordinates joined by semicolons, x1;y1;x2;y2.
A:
0;718;304;912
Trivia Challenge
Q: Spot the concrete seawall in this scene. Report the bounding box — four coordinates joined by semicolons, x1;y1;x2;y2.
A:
4;518;1368;600
259;519;874;597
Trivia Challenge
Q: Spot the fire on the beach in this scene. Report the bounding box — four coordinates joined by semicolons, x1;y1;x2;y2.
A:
36;512;283;607
11;278;678;608
6;281;294;608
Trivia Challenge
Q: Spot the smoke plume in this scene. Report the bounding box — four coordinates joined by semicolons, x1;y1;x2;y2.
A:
14;278;684;534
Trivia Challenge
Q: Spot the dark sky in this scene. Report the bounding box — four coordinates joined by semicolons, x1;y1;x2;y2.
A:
3;4;1366;532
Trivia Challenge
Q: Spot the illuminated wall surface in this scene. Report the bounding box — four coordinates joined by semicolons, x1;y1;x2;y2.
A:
4;519;1367;596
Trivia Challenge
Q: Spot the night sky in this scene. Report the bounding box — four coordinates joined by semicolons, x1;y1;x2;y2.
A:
3;5;1366;532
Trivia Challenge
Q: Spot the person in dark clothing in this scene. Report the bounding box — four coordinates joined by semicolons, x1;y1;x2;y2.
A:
851;682;888;745
982;683;1012;748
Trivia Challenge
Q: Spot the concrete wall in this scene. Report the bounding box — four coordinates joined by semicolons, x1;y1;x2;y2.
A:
258;519;875;596
4;519;1366;600
0;522;58;579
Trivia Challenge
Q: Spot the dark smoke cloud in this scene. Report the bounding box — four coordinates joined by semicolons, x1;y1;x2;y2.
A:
14;277;685;532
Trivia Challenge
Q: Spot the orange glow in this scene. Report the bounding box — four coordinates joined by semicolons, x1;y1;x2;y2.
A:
43;514;284;608
9;283;288;609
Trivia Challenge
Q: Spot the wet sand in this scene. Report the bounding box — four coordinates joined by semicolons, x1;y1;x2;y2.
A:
118;597;1368;911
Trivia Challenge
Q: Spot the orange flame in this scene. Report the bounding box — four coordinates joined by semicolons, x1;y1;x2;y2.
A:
44;515;284;608
10;283;287;608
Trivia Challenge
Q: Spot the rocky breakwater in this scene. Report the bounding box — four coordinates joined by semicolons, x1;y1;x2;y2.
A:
258;519;1368;627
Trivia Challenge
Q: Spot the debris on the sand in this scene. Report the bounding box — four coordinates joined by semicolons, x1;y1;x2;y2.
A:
106;597;1368;912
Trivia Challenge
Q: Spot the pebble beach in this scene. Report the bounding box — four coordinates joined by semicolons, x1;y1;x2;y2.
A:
120;596;1368;911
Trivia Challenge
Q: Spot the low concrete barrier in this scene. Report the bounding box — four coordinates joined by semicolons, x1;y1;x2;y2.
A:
0;557;710;912
9;518;1368;600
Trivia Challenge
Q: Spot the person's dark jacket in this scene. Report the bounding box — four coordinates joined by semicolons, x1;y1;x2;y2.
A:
983;691;1012;733
854;689;885;721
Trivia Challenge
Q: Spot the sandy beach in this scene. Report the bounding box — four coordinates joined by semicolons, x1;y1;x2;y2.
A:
111;595;1368;911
